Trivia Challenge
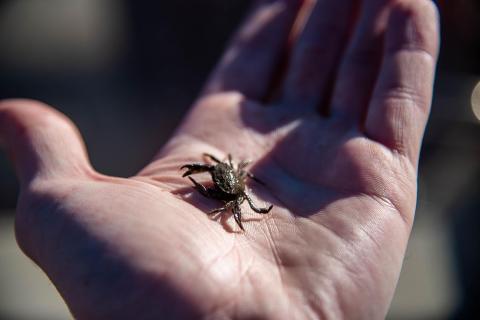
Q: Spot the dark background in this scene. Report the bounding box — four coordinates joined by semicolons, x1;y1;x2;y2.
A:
0;1;479;319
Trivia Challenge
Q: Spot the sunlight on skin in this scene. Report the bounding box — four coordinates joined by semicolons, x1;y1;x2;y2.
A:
0;0;439;318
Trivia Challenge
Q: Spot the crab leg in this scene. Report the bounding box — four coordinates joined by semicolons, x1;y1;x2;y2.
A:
187;177;209;197
208;201;235;215
237;164;267;186
233;203;245;231
237;160;251;171
203;153;221;164
245;192;273;214
246;172;266;186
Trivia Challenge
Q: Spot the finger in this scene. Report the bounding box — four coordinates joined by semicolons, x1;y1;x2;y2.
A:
203;0;303;101
0;99;94;186
280;0;358;112
365;0;440;164
330;0;394;120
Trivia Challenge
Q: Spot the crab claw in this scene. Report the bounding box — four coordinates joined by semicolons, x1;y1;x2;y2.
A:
180;165;193;177
180;163;213;177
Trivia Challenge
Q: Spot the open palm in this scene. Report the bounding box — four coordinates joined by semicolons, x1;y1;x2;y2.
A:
0;0;439;319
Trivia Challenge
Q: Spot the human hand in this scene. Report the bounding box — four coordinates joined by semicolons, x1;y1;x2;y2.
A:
0;0;439;319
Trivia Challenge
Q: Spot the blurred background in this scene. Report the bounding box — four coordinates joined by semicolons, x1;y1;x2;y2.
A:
0;0;479;319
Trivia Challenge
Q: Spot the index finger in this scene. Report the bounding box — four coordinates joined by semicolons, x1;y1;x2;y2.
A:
203;0;303;101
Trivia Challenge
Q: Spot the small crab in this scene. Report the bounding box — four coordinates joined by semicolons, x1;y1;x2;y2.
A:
181;153;273;231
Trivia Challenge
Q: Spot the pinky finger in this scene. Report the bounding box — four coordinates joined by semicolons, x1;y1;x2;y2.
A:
365;0;440;165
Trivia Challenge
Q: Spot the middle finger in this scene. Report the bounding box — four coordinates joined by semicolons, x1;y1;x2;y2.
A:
280;0;359;113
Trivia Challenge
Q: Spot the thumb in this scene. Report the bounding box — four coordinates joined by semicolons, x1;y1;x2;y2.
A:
0;99;94;186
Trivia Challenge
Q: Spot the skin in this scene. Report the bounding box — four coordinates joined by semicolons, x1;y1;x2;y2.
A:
0;0;439;319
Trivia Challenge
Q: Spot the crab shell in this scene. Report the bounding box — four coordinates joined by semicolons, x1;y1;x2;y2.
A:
211;163;245;195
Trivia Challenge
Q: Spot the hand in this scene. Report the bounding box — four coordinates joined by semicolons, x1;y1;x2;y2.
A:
0;0;439;319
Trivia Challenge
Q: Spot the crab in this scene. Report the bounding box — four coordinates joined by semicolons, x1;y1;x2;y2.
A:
181;153;273;231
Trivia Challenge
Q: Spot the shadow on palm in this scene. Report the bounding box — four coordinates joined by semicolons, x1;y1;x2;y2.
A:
172;182;248;233
240;100;382;218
